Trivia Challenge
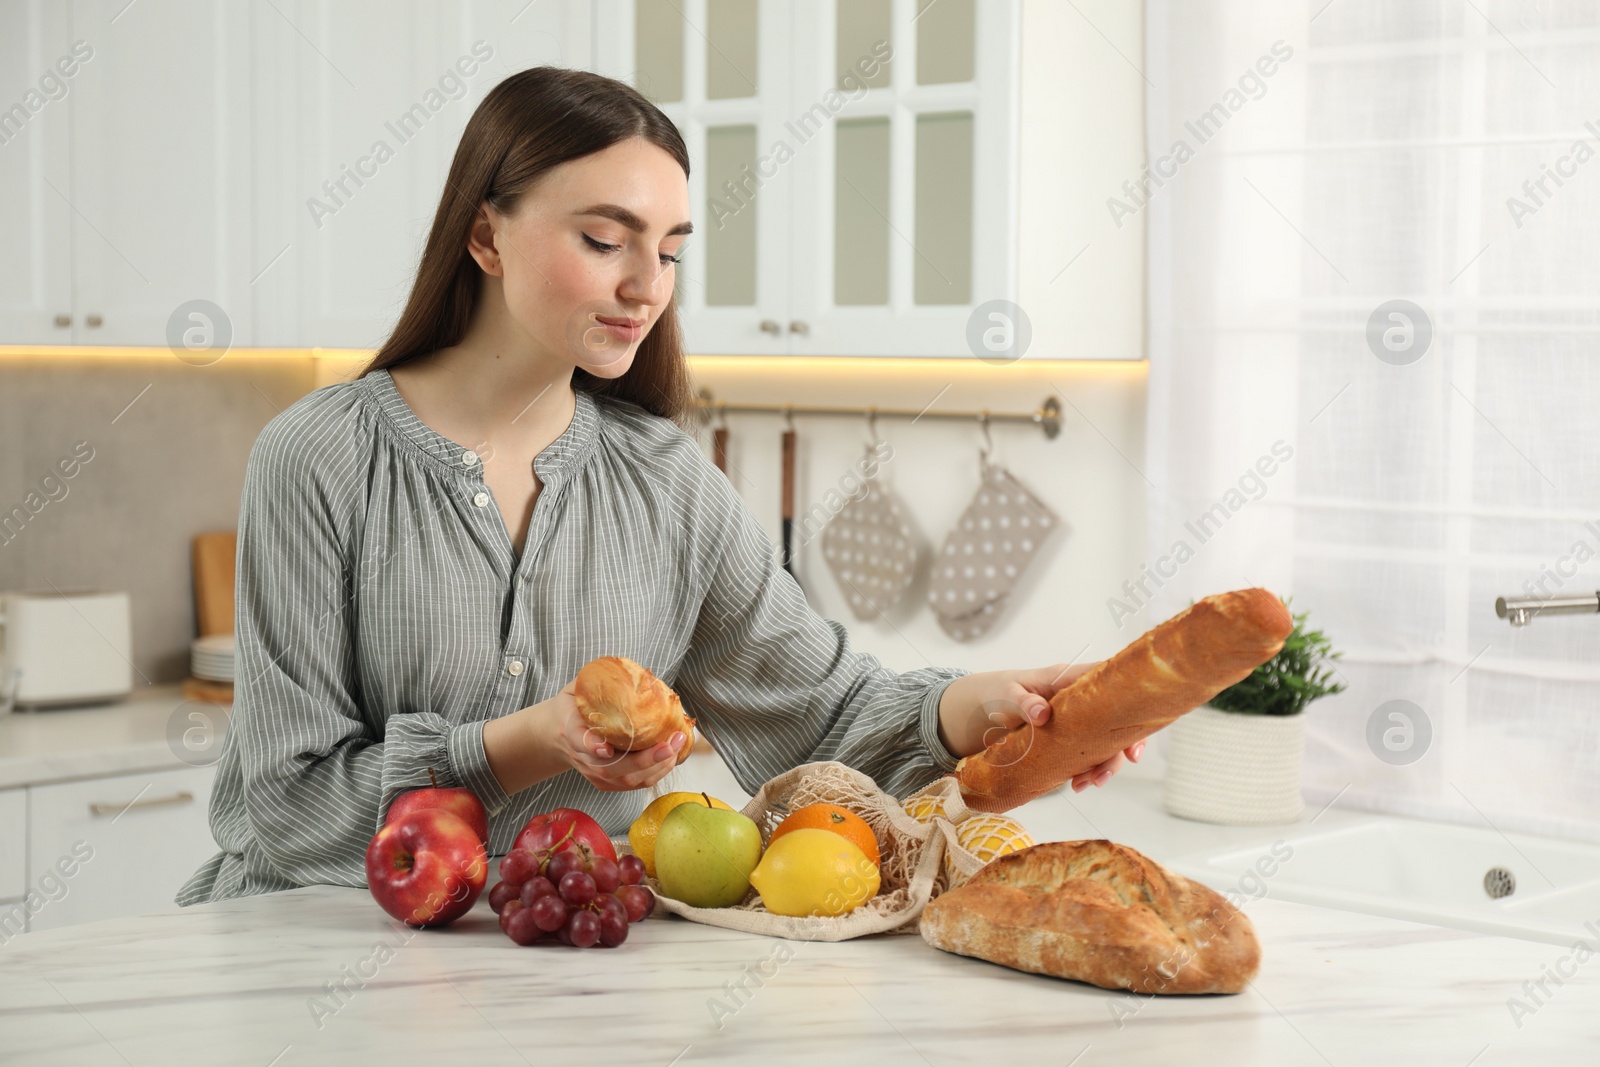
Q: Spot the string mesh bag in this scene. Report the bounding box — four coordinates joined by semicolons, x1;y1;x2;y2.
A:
629;761;983;941
897;776;1024;893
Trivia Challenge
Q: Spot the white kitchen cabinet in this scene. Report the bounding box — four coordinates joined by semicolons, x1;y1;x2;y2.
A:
0;787;25;901
0;0;254;347
1;0;589;350
261;0;1029;355
25;764;216;933
0;0;75;345
593;0;1020;357
251;0;594;348
66;0;256;348
3;0;1143;359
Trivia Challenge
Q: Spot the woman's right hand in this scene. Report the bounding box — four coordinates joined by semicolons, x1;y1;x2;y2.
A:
483;675;690;797
541;675;687;793
547;675;684;793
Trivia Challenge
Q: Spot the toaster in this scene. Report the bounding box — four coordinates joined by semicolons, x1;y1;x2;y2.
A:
0;590;132;712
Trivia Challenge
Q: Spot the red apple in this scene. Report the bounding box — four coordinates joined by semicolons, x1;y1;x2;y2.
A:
366;808;487;927
513;807;616;873
385;768;489;847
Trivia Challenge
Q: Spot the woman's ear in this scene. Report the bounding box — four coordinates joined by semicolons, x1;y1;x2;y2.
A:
466;203;503;276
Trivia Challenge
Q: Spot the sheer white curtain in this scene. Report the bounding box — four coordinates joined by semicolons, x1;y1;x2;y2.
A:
1143;0;1600;842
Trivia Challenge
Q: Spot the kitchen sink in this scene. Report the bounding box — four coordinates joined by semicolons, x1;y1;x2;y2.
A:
1167;817;1600;947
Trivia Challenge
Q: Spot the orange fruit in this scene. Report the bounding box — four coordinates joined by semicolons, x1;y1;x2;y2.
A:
768;803;880;868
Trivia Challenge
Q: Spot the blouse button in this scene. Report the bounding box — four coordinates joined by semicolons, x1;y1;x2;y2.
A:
461;450;479;467
507;659;524;676
473;491;490;508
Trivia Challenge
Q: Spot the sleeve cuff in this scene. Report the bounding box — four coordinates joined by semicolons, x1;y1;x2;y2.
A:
918;672;967;775
447;718;512;816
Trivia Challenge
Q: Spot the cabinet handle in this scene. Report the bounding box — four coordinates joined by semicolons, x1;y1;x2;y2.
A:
788;320;809;335
759;319;781;335
54;314;71;328
88;790;194;818
86;314;103;328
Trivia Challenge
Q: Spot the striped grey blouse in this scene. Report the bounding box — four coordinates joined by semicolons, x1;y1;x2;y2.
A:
176;367;968;905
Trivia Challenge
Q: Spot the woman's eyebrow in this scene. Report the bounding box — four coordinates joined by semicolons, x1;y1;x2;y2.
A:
575;203;693;236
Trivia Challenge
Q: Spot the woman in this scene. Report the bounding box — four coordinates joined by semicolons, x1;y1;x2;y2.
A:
177;67;1140;905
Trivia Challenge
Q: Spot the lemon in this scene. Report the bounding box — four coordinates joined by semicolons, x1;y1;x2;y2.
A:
944;813;1034;880
748;828;880;918
901;792;948;824
628;791;734;878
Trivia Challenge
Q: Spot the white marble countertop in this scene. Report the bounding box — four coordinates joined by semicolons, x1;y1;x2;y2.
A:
2;749;1597;1065
1;874;1595;1065
0;685;213;790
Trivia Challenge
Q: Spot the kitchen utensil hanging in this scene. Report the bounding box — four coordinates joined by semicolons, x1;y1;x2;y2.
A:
711;404;730;474
821;408;921;621
687;388;1065;618
780;407;797;579
928;412;1065;642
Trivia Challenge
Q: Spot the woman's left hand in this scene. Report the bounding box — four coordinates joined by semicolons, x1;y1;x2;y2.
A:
938;663;1147;793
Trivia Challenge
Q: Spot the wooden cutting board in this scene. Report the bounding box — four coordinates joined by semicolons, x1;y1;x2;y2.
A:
192;531;236;637
190;531;236;705
182;676;234;704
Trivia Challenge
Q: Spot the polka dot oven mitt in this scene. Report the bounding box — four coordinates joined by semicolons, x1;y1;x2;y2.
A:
821;468;920;621
928;461;1063;641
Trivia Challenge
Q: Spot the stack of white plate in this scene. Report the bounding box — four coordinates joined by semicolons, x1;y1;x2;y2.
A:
191;634;235;683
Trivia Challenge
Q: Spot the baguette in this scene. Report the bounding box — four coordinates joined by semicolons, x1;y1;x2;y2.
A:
955;587;1292;812
920;840;1260;994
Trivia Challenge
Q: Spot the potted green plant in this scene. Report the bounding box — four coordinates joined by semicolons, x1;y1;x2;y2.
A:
1162;600;1345;824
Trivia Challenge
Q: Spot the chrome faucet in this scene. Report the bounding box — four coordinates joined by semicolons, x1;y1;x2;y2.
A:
1495;593;1600;626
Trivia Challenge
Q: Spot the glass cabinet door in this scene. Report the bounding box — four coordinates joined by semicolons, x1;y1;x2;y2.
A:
596;0;795;354
593;0;1018;356
787;0;1018;356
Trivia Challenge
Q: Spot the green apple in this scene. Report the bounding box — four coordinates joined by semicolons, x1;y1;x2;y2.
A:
654;796;762;908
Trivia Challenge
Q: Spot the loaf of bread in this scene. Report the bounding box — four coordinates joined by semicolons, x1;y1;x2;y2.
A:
955;587;1292;812
573;656;697;766
920;840;1259;994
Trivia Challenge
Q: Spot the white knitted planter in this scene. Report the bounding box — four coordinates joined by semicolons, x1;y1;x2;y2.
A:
1162;704;1306;825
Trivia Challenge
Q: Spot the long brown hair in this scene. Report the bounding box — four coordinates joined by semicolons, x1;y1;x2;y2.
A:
359;67;695;428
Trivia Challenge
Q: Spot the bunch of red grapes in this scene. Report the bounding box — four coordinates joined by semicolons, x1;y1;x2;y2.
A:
490;847;655;947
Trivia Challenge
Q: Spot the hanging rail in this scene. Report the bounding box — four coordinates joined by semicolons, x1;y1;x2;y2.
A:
691;387;1062;440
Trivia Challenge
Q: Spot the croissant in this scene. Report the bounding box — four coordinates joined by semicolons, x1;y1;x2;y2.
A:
573;656;697;766
955;587;1293;812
